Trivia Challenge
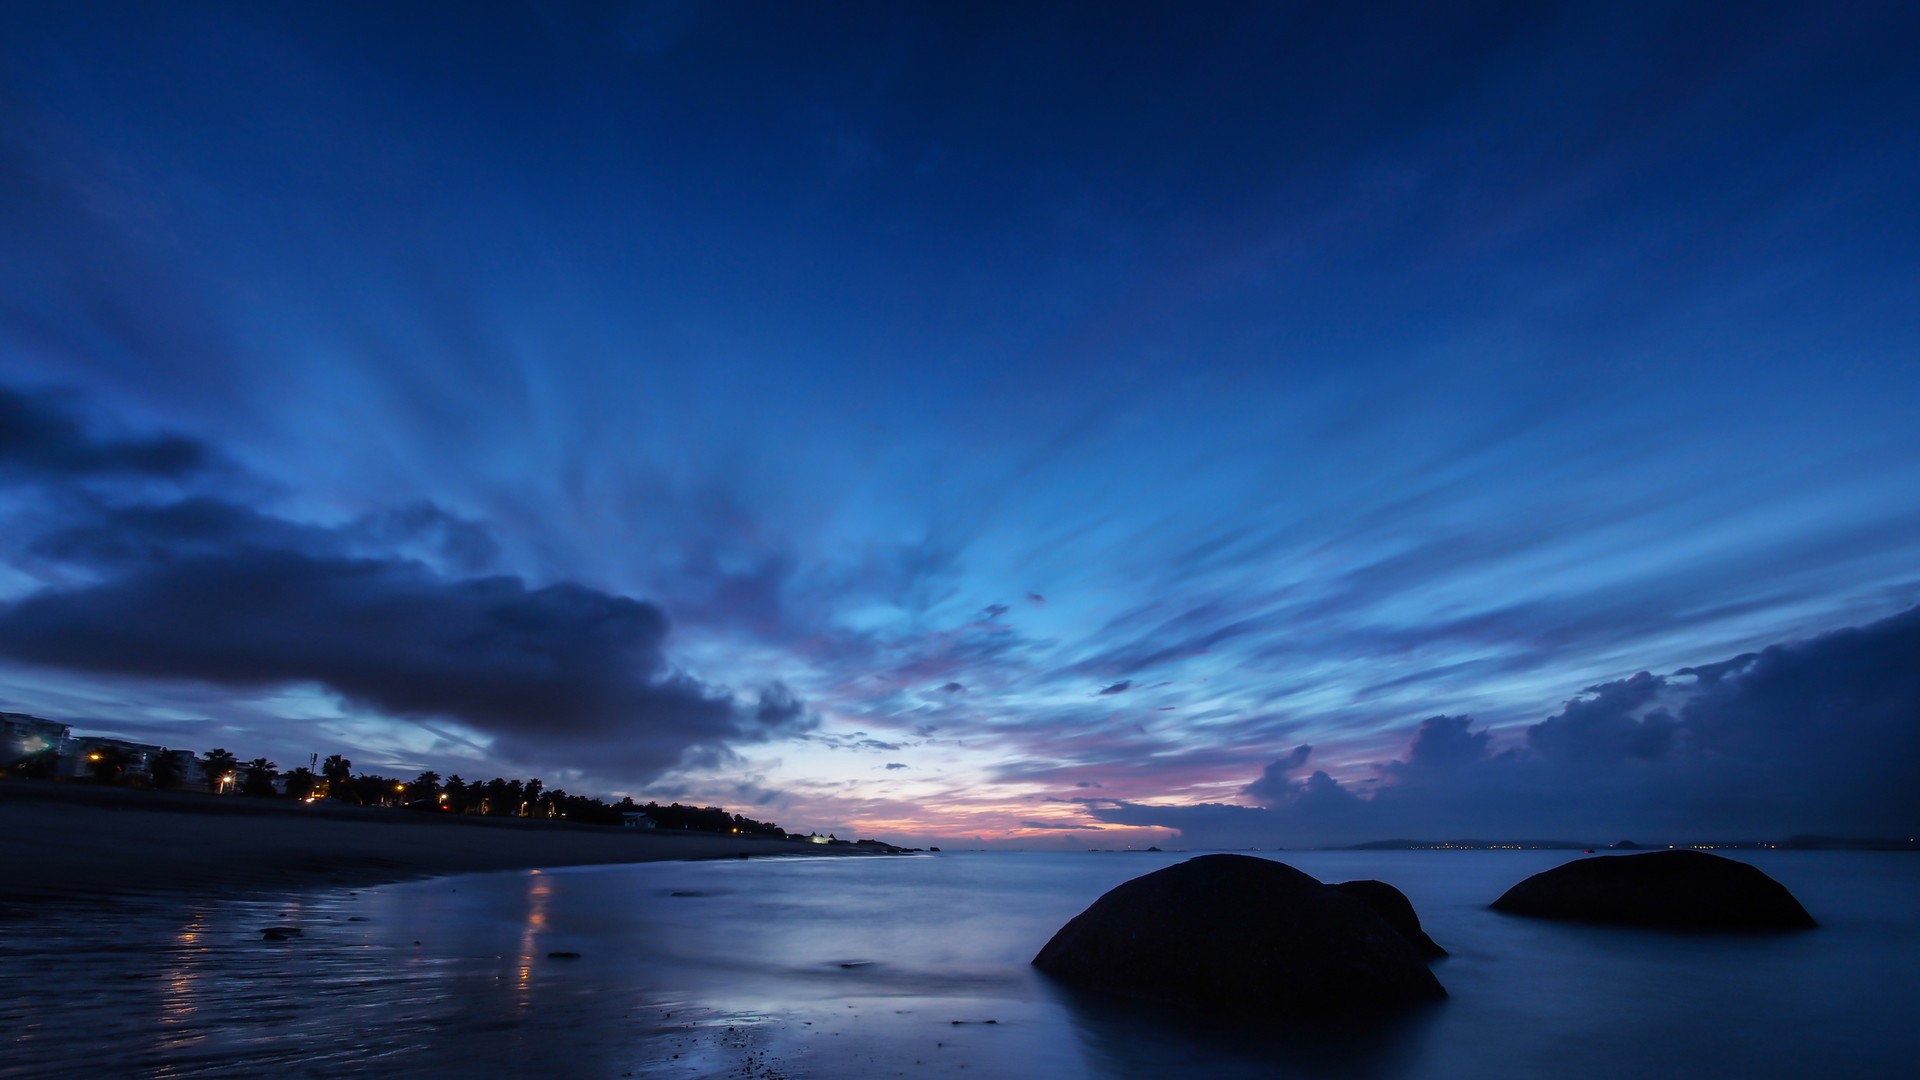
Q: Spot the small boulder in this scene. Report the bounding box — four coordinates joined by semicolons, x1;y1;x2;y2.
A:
1490;850;1816;930
1333;879;1447;958
1032;854;1445;1013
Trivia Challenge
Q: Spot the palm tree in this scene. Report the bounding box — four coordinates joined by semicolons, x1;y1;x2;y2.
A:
202;748;237;793
241;757;278;797
443;774;469;813
322;754;352;799
148;749;185;790
406;770;441;801
282;767;318;800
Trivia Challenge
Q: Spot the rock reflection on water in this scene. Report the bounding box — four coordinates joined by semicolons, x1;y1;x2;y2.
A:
1046;980;1442;1080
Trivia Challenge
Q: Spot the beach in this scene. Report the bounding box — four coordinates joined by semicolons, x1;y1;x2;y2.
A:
0;781;875;905
2;846;1914;1078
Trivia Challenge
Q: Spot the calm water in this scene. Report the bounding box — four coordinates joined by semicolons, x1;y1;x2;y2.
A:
2;850;1915;1078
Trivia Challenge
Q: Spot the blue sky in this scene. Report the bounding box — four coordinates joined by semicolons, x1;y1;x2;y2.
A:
3;2;1917;845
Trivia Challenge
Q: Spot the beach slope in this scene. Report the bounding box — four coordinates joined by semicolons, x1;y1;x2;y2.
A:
0;781;872;904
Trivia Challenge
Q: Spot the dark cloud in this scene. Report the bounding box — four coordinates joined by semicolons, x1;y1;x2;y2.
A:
28;497;320;569
1088;606;1920;845
1097;680;1132;696
939;681;966;693
0;386;813;780
1018;820;1100;831
884;762;908;770
1026;593;1046;606
1241;744;1313;807
1526;672;1680;764
1401;715;1494;770
0;545;809;775
344;501;500;574
0;386;210;480
753;682;808;728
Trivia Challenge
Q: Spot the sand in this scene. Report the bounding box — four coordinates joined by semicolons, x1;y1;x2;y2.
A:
0;780;874;905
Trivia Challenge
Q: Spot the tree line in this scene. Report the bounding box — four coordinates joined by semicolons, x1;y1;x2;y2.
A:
11;743;794;839
215;750;790;836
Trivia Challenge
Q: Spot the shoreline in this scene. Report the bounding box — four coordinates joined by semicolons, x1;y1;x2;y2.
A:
0;780;886;908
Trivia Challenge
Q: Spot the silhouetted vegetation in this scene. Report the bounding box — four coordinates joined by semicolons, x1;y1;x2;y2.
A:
281;767;317;800
7;748;58;779
635;801;787;837
5;733;823;842
147;750;185;790
241;757;278;797
201;748;237;793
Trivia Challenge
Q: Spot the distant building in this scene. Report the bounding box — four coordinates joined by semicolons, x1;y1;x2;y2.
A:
59;735;178;781
620;811;656;830
2;712;70;766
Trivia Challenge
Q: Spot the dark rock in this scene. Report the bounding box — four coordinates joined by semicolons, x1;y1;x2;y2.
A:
1490;850;1816;930
1333;879;1447;958
1032;854;1446;1012
547;951;582;959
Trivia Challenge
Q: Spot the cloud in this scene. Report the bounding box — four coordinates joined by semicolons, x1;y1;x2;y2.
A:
939;681;966;693
0;545;809;775
1241;744;1313;806
0;386;210;480
1026;592;1046;606
0;386;814;780
753;682;808;728
1097;680;1132;696
1401;715;1495;770
884;762;908;770
1087;606;1920;845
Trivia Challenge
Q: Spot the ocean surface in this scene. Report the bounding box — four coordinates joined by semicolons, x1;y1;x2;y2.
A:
3;850;1915;1078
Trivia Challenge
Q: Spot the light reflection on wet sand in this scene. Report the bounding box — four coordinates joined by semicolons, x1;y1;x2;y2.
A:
0;856;1098;1079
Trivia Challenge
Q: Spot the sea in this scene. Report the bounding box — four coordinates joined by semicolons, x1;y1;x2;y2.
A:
3;850;1915;1079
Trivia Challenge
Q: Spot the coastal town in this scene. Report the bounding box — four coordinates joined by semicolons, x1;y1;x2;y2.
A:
0;709;887;848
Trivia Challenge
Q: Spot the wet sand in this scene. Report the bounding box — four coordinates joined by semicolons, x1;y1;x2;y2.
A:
0;780;872;905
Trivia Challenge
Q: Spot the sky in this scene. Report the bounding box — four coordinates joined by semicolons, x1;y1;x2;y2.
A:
2;1;1917;847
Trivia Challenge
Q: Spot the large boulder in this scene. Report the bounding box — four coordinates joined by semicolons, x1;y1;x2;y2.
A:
1032;854;1446;1012
1333;879;1447;958
1490;850;1816;930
